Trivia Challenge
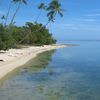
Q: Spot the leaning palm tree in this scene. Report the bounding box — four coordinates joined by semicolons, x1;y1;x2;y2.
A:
17;0;64;44
10;0;27;26
46;0;63;26
36;0;63;32
5;1;12;26
35;2;46;23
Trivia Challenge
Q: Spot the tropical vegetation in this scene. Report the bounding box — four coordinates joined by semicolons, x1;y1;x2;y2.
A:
0;0;63;50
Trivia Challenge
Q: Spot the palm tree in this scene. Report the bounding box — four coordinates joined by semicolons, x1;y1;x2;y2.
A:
10;0;27;26
46;0;63;25
36;0;63;32
17;0;64;44
5;1;12;26
35;2;46;23
1;15;5;25
1;15;5;20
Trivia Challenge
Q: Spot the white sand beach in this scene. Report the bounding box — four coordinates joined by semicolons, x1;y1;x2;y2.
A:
0;44;66;80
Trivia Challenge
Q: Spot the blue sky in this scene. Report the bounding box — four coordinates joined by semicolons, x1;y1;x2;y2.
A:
0;0;100;41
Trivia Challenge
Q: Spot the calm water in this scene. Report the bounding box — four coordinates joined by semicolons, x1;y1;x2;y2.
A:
0;41;100;100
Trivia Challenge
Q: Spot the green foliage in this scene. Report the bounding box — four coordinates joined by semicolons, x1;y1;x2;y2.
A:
0;24;16;50
23;22;56;45
38;3;46;10
0;22;56;50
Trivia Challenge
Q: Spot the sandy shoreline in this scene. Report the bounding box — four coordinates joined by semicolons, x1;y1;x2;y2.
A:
0;44;67;80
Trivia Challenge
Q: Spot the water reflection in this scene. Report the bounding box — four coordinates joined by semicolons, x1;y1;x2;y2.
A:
23;50;56;73
0;50;58;100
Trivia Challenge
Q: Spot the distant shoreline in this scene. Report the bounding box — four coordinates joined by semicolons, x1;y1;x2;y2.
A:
58;40;100;42
0;44;67;80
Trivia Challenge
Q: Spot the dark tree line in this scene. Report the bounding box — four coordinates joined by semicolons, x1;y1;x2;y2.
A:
0;22;57;50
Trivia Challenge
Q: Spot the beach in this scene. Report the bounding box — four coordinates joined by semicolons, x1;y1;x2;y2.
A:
0;44;66;80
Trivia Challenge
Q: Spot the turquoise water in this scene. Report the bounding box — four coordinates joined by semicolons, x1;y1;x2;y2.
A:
0;41;100;100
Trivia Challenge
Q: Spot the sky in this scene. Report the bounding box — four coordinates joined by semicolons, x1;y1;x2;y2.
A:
0;0;100;41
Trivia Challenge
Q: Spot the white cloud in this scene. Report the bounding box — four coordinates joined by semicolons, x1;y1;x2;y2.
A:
52;23;79;30
52;23;100;32
85;13;100;17
78;18;98;22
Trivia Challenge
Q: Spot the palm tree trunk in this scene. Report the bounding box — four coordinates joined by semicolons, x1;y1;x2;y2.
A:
17;10;56;45
10;1;22;26
44;21;51;27
5;2;12;26
35;0;45;23
35;10;42;23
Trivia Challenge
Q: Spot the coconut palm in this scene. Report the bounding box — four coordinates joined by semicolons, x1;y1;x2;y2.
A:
10;0;27;26
46;0;63;24
1;15;5;25
1;15;5;20
36;0;63;32
17;0;63;44
35;2;46;23
5;1;12;26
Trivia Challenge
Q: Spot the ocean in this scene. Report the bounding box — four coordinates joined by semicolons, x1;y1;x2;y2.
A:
0;41;100;100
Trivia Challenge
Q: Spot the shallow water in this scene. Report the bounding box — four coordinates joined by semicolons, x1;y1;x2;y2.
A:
0;41;100;100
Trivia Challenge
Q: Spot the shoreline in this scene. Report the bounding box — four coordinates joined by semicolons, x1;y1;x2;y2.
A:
0;44;67;80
